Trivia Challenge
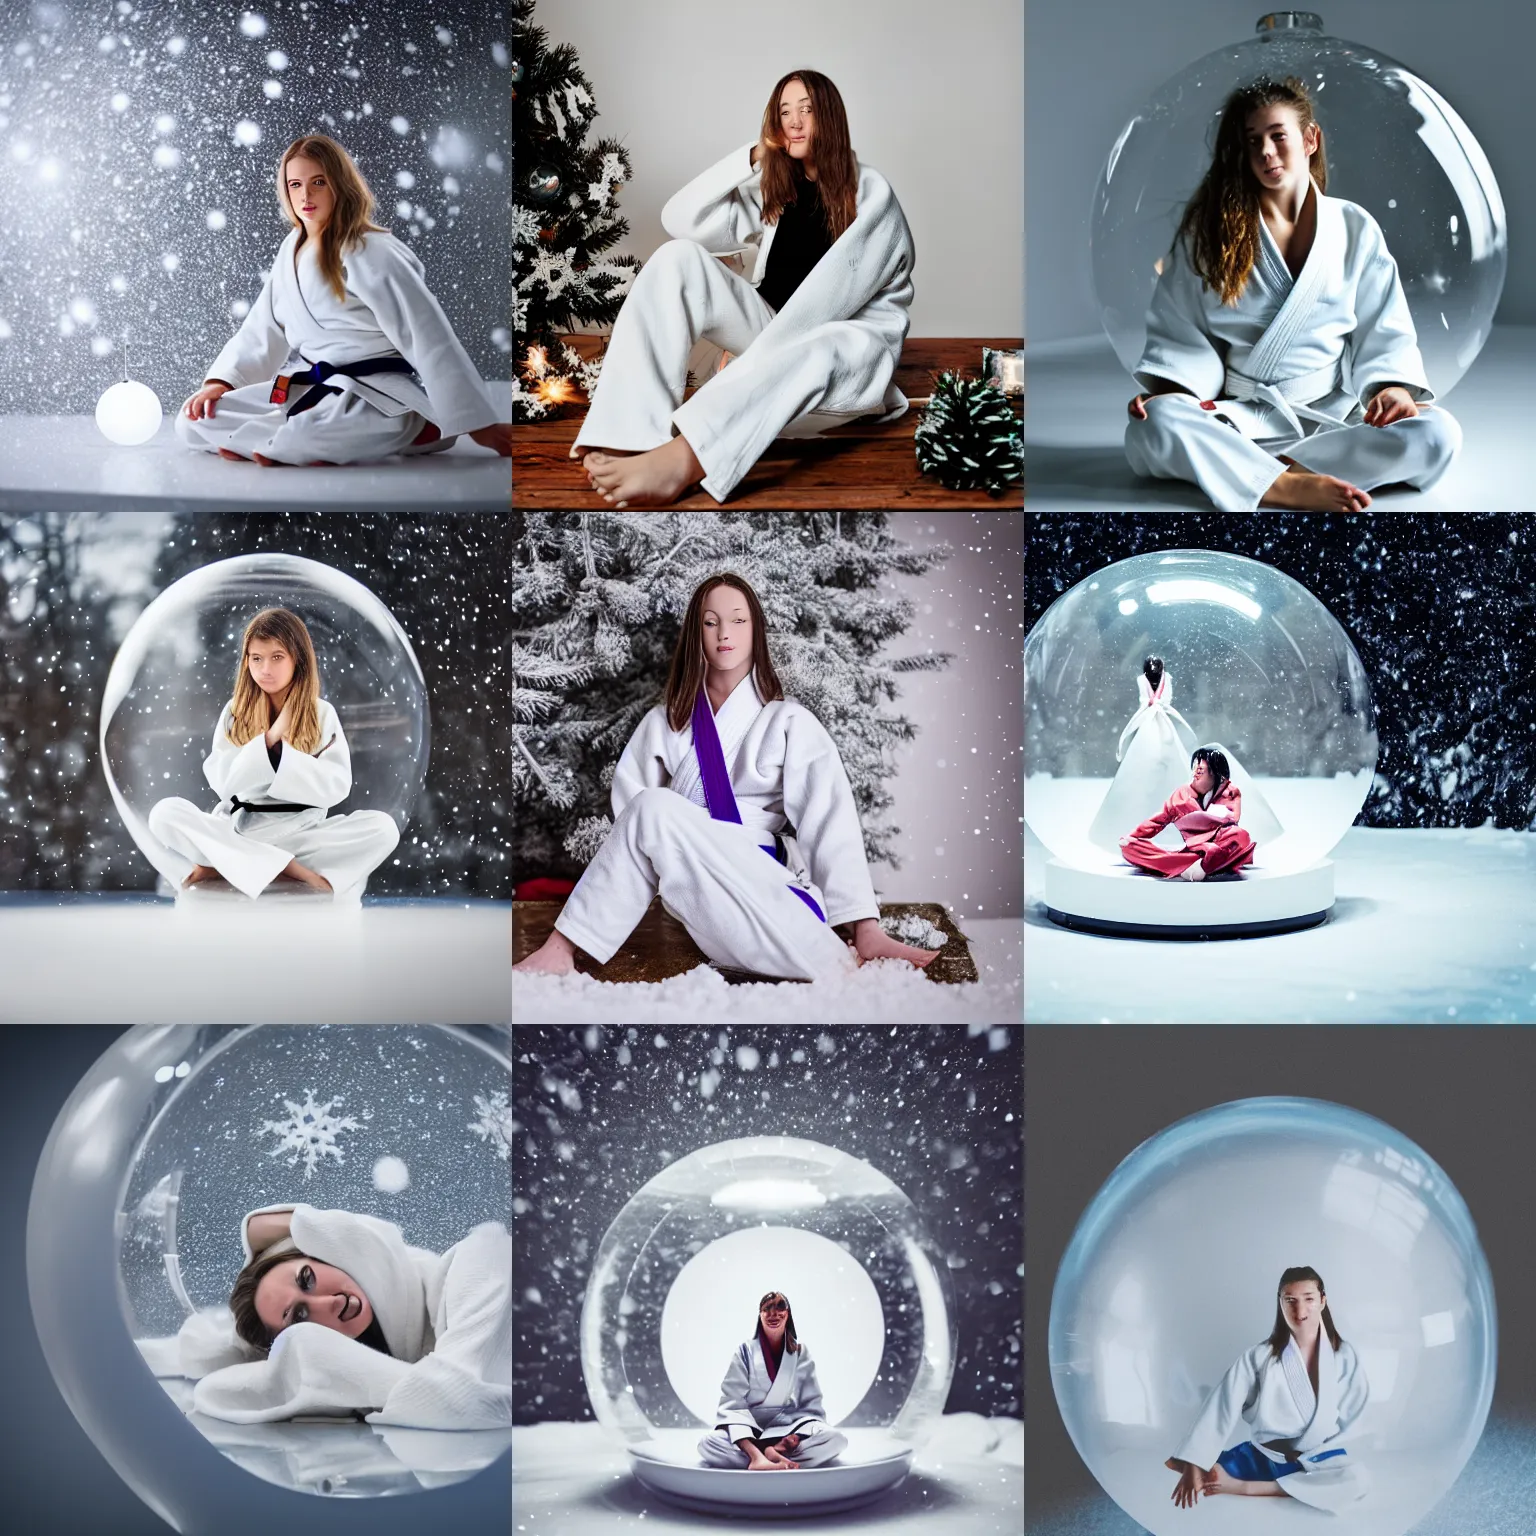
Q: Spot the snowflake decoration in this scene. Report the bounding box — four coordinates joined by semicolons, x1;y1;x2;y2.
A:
469;1090;512;1161
512;204;546;245
257;1090;363;1180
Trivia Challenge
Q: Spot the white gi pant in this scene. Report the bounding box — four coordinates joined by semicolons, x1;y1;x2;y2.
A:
553;787;856;982
175;385;455;466
696;1425;848;1469
573;238;890;501
148;799;400;902
1125;392;1462;511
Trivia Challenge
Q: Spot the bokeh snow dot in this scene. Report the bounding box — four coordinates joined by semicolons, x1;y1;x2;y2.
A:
205;209;226;231
233;119;261;147
372;1155;411;1193
238;12;268;39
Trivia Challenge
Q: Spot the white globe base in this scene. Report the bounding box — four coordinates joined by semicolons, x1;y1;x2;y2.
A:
627;1430;912;1517
1044;859;1333;939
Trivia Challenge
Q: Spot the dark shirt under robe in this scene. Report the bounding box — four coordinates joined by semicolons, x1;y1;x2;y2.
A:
756;171;833;314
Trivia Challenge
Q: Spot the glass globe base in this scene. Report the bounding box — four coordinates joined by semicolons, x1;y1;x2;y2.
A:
1044;858;1333;938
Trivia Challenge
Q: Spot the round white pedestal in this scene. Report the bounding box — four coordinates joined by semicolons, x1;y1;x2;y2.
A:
1044;859;1333;939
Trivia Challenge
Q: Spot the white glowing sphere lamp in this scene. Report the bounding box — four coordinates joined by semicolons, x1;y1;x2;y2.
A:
96;379;164;445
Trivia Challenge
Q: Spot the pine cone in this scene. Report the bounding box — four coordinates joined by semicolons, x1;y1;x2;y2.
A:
914;372;1023;494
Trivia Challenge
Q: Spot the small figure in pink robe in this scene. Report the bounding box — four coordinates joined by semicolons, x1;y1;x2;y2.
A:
1120;746;1256;881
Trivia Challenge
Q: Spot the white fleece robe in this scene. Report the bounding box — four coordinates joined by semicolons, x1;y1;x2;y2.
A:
573;142;915;501
181;1203;511;1431
1126;183;1461;510
147;698;399;902
696;1336;847;1468
176;227;498;464
551;672;877;981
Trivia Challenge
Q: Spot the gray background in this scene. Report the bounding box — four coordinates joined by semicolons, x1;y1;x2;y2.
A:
1025;1026;1536;1524
1027;0;1535;344
542;0;1024;338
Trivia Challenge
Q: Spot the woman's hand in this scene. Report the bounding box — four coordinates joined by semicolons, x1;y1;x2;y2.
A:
264;696;295;750
1166;1459;1210;1510
1363;385;1419;427
469;422;513;456
183;381;232;420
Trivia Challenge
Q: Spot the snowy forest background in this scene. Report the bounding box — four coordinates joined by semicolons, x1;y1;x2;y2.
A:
1027;515;1536;830
0;0;510;415
511;1025;1022;1424
0;512;511;897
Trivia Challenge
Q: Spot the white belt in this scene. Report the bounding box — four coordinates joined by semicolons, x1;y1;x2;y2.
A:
1223;361;1348;439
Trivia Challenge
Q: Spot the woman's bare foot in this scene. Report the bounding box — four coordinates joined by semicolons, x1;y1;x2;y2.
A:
181;864;225;887
513;929;579;976
1260;468;1371;512
852;919;942;969
217;448;250;462
278;857;333;893
569;444;639;462
585;435;704;507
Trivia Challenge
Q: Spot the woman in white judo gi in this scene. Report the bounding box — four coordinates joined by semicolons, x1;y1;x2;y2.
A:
177;133;511;466
1125;76;1460;512
512;572;939;981
147;607;400;901
1165;1266;1369;1512
697;1291;847;1471
575;69;914;507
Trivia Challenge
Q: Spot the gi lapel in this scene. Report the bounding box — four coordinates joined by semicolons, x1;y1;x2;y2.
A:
760;1341;796;1410
1280;1335;1320;1436
691;685;744;824
1298;1332;1340;1452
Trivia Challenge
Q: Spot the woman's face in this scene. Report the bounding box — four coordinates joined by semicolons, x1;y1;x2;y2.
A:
1280;1281;1325;1333
255;1258;375;1342
247;636;296;698
760;1297;789;1337
285;154;335;234
777;79;815;162
701;585;753;675
1190;759;1215;796
1245;104;1318;197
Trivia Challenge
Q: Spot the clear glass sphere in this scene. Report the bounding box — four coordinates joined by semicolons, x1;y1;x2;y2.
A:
101;554;430;890
1049;1097;1496;1536
95;379;164;445
1024;548;1377;874
1092;12;1506;395
580;1136;957;1448
28;1025;511;1523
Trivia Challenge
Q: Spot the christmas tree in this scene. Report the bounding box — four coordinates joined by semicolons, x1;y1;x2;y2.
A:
512;0;642;421
512;511;953;883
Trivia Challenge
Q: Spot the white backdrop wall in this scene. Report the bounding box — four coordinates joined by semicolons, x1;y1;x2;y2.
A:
541;0;1024;339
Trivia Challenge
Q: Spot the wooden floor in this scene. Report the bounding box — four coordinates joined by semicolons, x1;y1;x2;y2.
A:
512;337;1022;510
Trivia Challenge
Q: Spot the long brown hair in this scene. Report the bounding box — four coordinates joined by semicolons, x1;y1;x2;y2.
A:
1266;1265;1344;1358
276;134;387;302
664;573;784;732
758;70;859;243
755;1289;802;1355
1176;76;1328;306
227;607;323;754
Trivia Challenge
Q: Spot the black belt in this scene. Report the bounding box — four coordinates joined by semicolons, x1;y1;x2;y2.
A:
230;795;312;814
270;357;418;417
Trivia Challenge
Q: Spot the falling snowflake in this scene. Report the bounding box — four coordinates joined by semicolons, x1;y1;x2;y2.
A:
469;1090;512;1161
257;1090;362;1179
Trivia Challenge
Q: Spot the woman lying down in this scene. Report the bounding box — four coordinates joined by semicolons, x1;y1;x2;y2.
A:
174;1203;510;1429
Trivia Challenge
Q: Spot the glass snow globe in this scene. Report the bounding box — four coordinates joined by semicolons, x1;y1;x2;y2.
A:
101;554;430;895
1025;548;1376;935
1049;1097;1496;1536
581;1135;957;1515
1092;12;1506;395
28;1025;511;1529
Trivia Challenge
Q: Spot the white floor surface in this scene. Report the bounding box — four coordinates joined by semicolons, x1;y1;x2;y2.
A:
1026;327;1536;511
513;1414;1023;1535
0;895;511;1022
1025;826;1536;1023
0;382;511;511
511;916;1023;1024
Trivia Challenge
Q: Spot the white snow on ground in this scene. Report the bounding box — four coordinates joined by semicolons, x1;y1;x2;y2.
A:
513;1414;1022;1535
512;918;1022;1023
1026;826;1536;1023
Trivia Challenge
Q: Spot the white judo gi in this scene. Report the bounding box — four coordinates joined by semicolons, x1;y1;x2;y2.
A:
697;1336;848;1469
148;698;400;902
553;673;877;981
1172;1333;1370;1511
177;227;498;464
1126;183;1461;510
573;143;915;501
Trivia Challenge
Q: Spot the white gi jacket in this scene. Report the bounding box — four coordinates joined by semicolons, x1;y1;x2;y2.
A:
1138;183;1433;442
714;1336;830;1444
1172;1333;1370;1510
204;228;498;438
205;698;351;816
611;674;880;928
661;144;915;422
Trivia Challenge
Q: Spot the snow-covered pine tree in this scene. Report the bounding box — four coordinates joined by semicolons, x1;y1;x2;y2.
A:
512;512;953;882
512;0;641;421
